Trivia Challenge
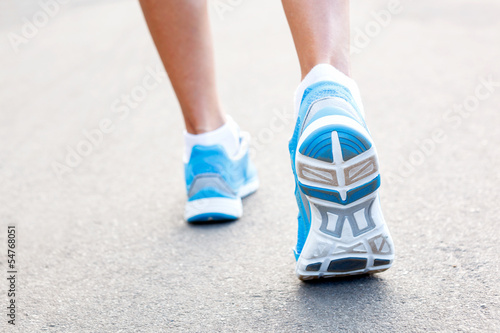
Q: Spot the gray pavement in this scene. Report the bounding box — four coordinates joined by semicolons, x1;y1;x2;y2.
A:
1;0;500;332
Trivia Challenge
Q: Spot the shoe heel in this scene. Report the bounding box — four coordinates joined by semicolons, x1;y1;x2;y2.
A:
296;117;380;206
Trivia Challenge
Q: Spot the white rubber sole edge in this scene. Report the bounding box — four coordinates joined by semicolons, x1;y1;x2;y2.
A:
185;197;242;222
185;178;259;222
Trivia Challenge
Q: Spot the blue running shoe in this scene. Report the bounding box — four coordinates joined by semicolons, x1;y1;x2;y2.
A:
184;131;259;222
289;66;395;279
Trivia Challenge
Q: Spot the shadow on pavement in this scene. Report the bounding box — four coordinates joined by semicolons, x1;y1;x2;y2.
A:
300;273;376;285
293;273;400;331
187;219;238;227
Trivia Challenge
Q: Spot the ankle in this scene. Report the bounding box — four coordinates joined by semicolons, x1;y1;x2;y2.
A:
185;114;226;134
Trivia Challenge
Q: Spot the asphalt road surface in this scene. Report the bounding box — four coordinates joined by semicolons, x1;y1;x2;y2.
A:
1;0;499;331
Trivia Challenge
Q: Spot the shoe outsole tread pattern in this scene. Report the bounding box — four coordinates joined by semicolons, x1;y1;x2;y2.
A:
294;115;394;280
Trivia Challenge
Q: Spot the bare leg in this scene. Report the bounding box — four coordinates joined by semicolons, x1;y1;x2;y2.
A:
139;0;224;134
282;0;350;79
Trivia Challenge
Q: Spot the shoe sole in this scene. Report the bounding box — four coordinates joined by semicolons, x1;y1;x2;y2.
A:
295;115;394;280
185;178;259;222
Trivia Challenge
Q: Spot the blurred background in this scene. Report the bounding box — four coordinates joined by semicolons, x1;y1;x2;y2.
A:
1;0;499;331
